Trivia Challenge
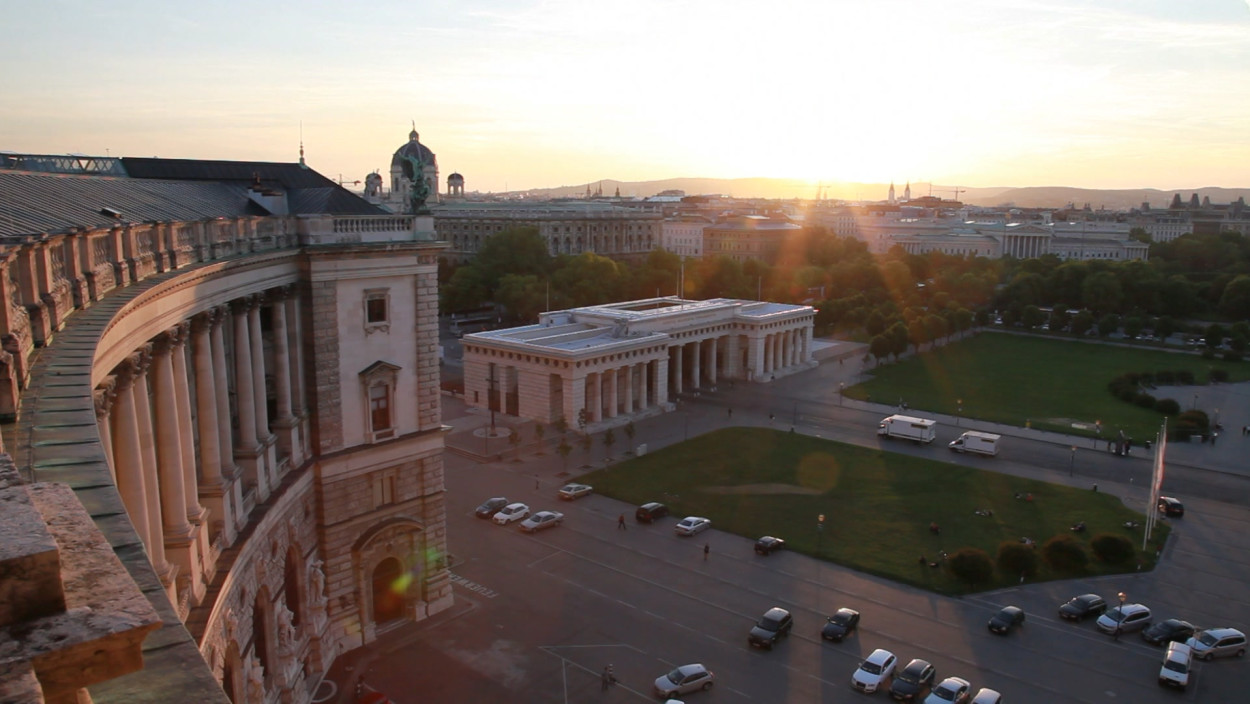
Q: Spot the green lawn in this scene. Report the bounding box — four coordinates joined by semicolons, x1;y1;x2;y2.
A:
584;428;1168;595
847;333;1249;442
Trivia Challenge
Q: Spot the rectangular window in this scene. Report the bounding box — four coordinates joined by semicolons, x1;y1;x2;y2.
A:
364;288;391;333
370;384;392;437
366;297;387;323
371;471;396;508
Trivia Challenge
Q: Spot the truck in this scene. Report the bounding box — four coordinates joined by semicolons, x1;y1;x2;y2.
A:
948;430;1001;456
876;415;937;444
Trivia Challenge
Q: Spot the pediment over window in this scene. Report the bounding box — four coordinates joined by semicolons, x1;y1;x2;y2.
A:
360;360;402;381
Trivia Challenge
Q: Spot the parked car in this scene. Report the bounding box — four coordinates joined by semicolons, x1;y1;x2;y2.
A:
519;510;563;533
888;659;935;701
754;536;786;555
1157;496;1185;517
851;649;897;693
653;663;714;698
1059;593;1106;621
1142;618;1196;646
1158;642;1192;689
969;688;1002;704
821;608;860;642
924;676;971;704
492;502;530;525
558;483;593;500
748;607;793;649
1185;627;1247;660
636;502;669;523
674;516;711;536
1096;603;1152;634
475;497;509;519
987;606;1025;635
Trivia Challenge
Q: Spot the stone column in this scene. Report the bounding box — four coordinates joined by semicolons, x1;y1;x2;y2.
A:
131;345;173;587
673;345;683;394
151;332;193;539
606;368;618;418
270;290;298;464
232;299;261;499
707;338;718;385
248;297;270;443
169;325;205;524
211;307;246;537
109;359;152;552
623;365;634;414
94;378;117;483
804;326;813;362
587;372;602;422
192;313;231;542
637;362;648;410
690;341;701;390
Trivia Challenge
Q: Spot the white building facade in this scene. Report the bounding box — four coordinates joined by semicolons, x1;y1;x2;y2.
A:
461;297;815;427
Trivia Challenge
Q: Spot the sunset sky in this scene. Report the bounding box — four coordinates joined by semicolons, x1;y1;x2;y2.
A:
3;0;1248;195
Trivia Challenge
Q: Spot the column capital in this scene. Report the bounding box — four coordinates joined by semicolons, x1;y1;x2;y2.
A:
94;377;117;419
190;310;214;335
152;330;177;357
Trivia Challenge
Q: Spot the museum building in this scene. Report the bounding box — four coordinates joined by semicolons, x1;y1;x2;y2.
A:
0;153;452;703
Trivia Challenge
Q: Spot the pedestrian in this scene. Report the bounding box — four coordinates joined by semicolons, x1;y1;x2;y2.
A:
601;665;615;691
617;513;626;530
703;543;709;561
727;407;733;419
535;479;539;490
1212;431;1218;446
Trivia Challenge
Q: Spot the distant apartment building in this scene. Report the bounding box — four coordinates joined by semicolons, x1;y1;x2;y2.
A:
660;216;712;257
432;201;662;263
703;215;802;263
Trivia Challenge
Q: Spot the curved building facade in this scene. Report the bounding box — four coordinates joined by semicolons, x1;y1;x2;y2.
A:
0;155;451;703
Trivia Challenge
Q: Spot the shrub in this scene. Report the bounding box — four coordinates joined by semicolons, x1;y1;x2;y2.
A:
1042;534;1089;573
1209;368;1230;383
1176;371;1195;385
1175;409;1209;435
1155;398;1180;415
1155;370;1175;384
947;547;995;584
996;541;1040;577
1133;393;1157;409
1090;533;1135;564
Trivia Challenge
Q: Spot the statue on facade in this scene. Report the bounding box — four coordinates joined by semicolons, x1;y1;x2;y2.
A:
401;151;432;214
276;603;297;653
246;656;266;703
309;559;326;601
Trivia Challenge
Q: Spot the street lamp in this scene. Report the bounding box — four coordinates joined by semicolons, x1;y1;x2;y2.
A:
1115;591;1127;641
817;513;826;552
1070;446;1076;477
957;398;963;426
839;382;845;406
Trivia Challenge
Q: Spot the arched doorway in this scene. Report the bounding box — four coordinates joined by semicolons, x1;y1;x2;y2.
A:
371;558;405;624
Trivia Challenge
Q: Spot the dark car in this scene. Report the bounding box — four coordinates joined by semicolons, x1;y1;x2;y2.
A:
474;497;508;519
1158;496;1185;517
988;605;1025;635
754;536;786;555
1059;593;1106;621
635;502;669;523
821;608;860;642
1143;619;1196;646
889;658;936;701
748;607;793;649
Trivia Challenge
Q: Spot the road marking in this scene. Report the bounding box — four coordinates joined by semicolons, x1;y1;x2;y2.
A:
448;572;499;599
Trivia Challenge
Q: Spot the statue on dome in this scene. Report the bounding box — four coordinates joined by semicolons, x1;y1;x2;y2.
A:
401;151;432;214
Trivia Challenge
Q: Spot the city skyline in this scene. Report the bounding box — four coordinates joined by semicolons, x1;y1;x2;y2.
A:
3;0;1249;193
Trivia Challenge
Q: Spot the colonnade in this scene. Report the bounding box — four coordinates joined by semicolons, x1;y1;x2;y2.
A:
581;358;665;423
93;287;309;611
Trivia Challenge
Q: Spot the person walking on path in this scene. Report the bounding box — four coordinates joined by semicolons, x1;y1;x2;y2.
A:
703;543;710;561
601;665;615;691
617;513;627;530
727;407;733;420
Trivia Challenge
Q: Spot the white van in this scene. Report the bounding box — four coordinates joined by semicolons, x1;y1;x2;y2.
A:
877;415;937;444
1158;641;1191;689
948;431;1001;457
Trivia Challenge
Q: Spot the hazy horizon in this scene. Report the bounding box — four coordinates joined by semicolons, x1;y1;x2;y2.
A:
3;1;1249;193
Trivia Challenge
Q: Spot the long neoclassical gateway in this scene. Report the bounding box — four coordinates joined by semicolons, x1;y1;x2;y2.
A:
462;297;816;427
0;155;450;703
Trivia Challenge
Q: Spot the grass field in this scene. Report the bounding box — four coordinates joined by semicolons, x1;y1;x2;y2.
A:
582;428;1169;595
845;333;1249;442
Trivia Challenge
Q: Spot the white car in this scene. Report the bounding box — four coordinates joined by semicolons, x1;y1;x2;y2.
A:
925;677;971;703
674;516;711;536
851;648;896;693
653;663;714;698
558;483;593;500
1158;642;1192;689
970;687;1002;704
492;502;530;525
519;510;564;533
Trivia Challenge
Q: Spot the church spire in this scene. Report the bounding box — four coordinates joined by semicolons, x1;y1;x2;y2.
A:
888;181;896;205
299;121;306;168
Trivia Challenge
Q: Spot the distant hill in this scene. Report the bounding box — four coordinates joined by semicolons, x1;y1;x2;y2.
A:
510;178;1250;210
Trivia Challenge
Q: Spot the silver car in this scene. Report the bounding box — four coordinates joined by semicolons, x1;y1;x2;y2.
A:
674;516;711;536
653;663;714;698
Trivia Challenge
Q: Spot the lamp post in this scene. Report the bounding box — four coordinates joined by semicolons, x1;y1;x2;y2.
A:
1070;446;1076;477
1115;591;1126;641
839;382;845;406
957;398;963;426
817;513;826;552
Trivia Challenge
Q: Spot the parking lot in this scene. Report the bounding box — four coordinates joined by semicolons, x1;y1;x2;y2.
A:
333;357;1250;703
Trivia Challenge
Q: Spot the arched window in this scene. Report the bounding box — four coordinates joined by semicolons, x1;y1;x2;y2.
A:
283;551;302;628
251;594;270;681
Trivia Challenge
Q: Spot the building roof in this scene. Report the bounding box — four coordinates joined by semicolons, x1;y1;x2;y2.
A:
390;131;437;170
0;155;384;238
